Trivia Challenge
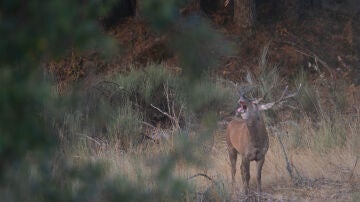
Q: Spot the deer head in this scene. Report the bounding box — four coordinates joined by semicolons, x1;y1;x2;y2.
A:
235;84;302;119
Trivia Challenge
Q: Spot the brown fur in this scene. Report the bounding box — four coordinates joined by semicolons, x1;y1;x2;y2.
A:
226;102;269;196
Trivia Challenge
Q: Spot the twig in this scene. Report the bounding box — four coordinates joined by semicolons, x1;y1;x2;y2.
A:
162;81;182;130
78;133;102;146
150;104;173;119
187;173;215;183
271;127;299;184
140;121;156;129
281;41;334;78
294;48;330;72
164;81;172;118
187;173;227;202
177;104;184;122
277;85;289;102
276;84;302;104
150;104;180;129
276;132;294;180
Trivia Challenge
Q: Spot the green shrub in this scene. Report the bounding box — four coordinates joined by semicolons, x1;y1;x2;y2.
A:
107;100;143;147
58;64;234;149
295;69;320;118
113;64;234;129
313;113;347;150
1;0;233;200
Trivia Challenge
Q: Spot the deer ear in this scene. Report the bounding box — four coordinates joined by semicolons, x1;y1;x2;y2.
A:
259;102;275;111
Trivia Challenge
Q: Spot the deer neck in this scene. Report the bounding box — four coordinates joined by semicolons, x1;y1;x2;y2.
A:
243;105;259;123
245;106;266;133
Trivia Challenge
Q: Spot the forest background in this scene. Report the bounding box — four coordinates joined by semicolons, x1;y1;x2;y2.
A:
1;0;360;201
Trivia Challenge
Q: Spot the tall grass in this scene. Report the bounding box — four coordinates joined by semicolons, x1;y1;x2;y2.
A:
26;63;237;201
4;60;358;202
247;46;353;152
294;68;320;118
14;64;356;202
107;100;143;146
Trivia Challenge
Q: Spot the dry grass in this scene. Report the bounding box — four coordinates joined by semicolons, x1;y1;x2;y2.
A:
55;62;360;201
67;111;360;201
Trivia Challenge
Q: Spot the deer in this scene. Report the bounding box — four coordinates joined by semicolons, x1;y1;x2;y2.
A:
226;85;300;198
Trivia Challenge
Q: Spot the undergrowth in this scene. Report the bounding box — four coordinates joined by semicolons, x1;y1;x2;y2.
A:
59;64;234;150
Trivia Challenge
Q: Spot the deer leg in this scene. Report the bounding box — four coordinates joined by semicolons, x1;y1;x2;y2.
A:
256;157;265;196
228;147;237;185
241;158;250;195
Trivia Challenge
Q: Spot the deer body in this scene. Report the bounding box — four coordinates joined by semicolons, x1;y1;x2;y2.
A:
226;94;270;196
227;118;269;162
225;83;300;198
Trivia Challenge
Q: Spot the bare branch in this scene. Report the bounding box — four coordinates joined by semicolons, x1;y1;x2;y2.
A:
187;173;215;183
77;133;102;146
277;85;289;103
270;127;300;184
151;104;173;120
150;104;180;129
281;41;334;78
273;84;302;106
140;121;156;129
164;81;171;117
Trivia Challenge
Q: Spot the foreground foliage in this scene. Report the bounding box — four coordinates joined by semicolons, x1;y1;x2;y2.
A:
0;0;233;201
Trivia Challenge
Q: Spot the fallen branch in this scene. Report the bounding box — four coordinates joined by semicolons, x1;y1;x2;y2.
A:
276;132;294;180
271;127;301;184
187;173;215;184
281;41;334;79
187;173;225;198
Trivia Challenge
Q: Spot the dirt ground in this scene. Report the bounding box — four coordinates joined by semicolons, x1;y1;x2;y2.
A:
194;132;360;201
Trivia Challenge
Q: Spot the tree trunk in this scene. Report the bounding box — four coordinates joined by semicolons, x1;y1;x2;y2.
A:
131;0;141;19
179;0;201;15
234;0;256;31
192;0;200;10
